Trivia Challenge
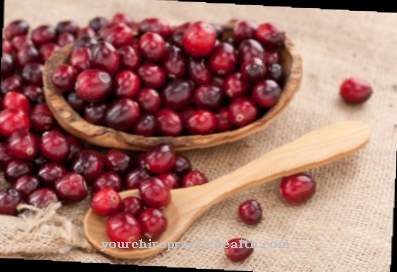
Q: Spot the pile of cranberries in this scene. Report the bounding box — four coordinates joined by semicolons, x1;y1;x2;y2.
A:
50;18;287;136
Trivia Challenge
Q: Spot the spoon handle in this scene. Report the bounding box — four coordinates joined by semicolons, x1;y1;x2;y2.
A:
195;121;371;204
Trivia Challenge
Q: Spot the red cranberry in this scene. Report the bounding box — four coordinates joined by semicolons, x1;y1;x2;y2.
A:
91;188;122;216
13;175;41;198
51;64;78;93
280;173;317;204
186;109;217;135
139;18;172;39
65;135;84;163
0;188;23;215
135;88;161;114
187;58;212;85
0;142;13;169
241;57;266;82
93;172;123;193
112;13;135;27
75;69;112;103
104;149;134;177
120;196;144;218
72;36;98;51
124;167;151;190
8;131;38;160
252;80;281;108
2;91;31;114
4;159;34;183
228;97;258;127
180;106;197;125
233;20;258;43
4;20;29;40
118;46;141;70
171;154;192;178
70;150;104;183
162;45;187;78
99;22;134;48
30;111;55;134
76;27;96;38
340;77;372;104
155;109;183;137
238;39;265;63
132;114;156;136
57;33;75;47
137;63;166;89
255;22;285;49
3;39;14;54
208;42;238;76
39;131;69;162
54;173;88;203
90;41;120;75
181;170;209;187
139;207;167;239
138;32;166;62
144;143;176;174
26;188;59;209
264;49;280;65
12;35;33;52
89;16;110;32
224;238;254;262
15;44;40;69
139;177;171;208
171;22;191;48
160;78;195;111
23;86;44;104
238;199;262;225
37;162;67;187
32;103;51;115
107;211;142;242
113;70;140;98
1;53;14;78
193;84;225;111
56;20;79;36
0;109;30;137
39;43;60;61
106;98;140;131
266;63;284;86
31;25;57;47
67;92;86;112
84;102;109;126
224;72;251;99
70;47;92;72
1;76;22;95
158;172;180;189
215;108;234;132
183;21;217;58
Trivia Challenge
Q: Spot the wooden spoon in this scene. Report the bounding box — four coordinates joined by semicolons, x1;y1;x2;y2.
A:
83;120;371;259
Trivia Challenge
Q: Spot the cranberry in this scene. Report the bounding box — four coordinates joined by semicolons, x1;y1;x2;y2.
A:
118;46;141;70
72;36;98;51
183;21;217;58
30;111;55;134
13;175;41;198
171;22;191;48
238;199;262;225
137;63;166;89
241;57;266;82
144;143;176;174
186;109;217;135
2;92;31;114
340;77;372;104
15;44;40;69
99;22;134;48
32;103;51;115
8;131;38;160
113;70;140;98
160;78;195;111
224;238;254;262
37;162;67;187
162;45;187;78
91;188;122;216
53;173;87;203
138;32;166;62
0;142;13;169
23;86;44;104
1;53;14;78
124;167;151;190
228;97;258;127
67;92;86;112
89;16;110;33
84;102;109;126
90;41;120;75
93;172;123;193
264;50;280;65
38;43;60;61
107;211;142;243
238;39;265;63
135;88;161;114
71;150;104;183
0;109;30;137
31;25;57;47
0;188;23;215
233;20;258;43
4;20;29;40
139;177;171;208
77;27;96;38
3;39;14;54
132;114;156;136
266;63;284;86
208;42;238;75
112;13;135;27
181;170;209;187
139;207;167;239
139;18;172;39
171;154;192;178
57;33;75;47
187;58;212;85
180;106;197;125
75;69;112;103
70;47;92;72
12;35;33;52
193;84;225;111
51;64;78;93
215;108;234;132
39;131;69;162
280;173;316;204
65;135;84;163
255;22;285;49
56;20;79;36
158;172;180;189
252;80;281;108
26;188;59;209
1;76;22;95
120;196;144;218
104;149;134;177
223;73;251;99
155;109;183;137
106;98;140;131
4;159;34;183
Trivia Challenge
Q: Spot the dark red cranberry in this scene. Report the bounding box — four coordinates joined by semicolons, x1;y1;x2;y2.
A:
224;238;254;262
70;47;92;72
171;22;191;48
171;154;192;178
51;64;78;93
0;142;13;169
4;20;29;40
72;36;98;51
70;150;104;184
31;102;51;115
138;32;166;62
183;21;217;57
76;27;96;38
135;88;161;115
1;76;22;95
65;135;84;163
252;80;281;108
193;84;225;111
23;86;44;104
144;143;176;174
92;172;123;193
118;46;141;70
238;39;265;63
228;97;258;127
264;49;280;65
241;57;266;82
113;70;140;98
1;53;14;78
89;16;110;33
11;35;33;52
124;167;151;190
90;41;120;75
2;92;31;114
212;75;226;89
30;111;55;134
83;102;108;126
139;18;172;39
56;20;79;36
91;188;122;216
215;108;234;132
233;20;258;43
120;196;144;218
54;173;88;203
137;63;166;89
266;63;284;86
107;211;142;242
105;98;140;131
8;131;38;160
160;78;195;111
99;22;134;49
187;58;212;85
280;173;317;204
75;69;112;103
139;177;171;208
16;44;40;69
139;207;167;239
3;39;14;54
26;188;59;209
224;72;251;99
340;77;372;104
37;162;67;187
0;109;30;137
112;13;134;27
39;131;69;162
0;188;23;215
13;175;41;198
162;45;187;78
255;22;285;49
21;62;43;85
4;159;34;183
208;42;238;76
181;170;209;187
180;106;197;125
186;109;217;135
67;92;86;112
155;109;183;137
158;172;180;189
238;199;262;225
31;25;57;47
104;149;134;177
57;33;75;47
132;114;156;136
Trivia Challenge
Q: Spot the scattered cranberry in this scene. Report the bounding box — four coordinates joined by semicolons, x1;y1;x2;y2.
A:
137;63;166;89
139;207;167;239
144;143;176;174
92;172;123;193
106;211;142;243
91;188;122;216
171;154;192;178
340;77;373;104
183;21;217;57
23;86;44;104
15;44;40;69
39;43;61;61
132;114;156;137
158;172;180;189
56;20;79;36
70;150;104;183
139;177;171;208
77;27;96;38
39;131;69;162
37;162;67;187
89;16;110;33
0;188;23;215
4;159;34;183
120;196;144;218
26;188;59;209
13;175;41;198
238;199;262;225
160;79;195;111
135;88;161;115
1;76;23;95
280;173;317;204
99;22;134;49
124;167;151;190
0;142;13;169
2;92;31;114
51;64;78;93
31;25;57;47
0;109;30;138
224;238;254;262
112;13;135;28
8;131;38;160
181;170;209;187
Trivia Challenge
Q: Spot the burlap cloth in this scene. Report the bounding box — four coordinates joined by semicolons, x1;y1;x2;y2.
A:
1;0;396;270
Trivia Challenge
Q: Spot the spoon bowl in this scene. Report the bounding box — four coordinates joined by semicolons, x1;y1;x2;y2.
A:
84;120;371;259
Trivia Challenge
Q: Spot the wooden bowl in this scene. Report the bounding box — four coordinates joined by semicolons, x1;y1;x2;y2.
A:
43;24;302;151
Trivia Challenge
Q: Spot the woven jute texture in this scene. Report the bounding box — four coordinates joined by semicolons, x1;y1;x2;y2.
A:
1;0;396;271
